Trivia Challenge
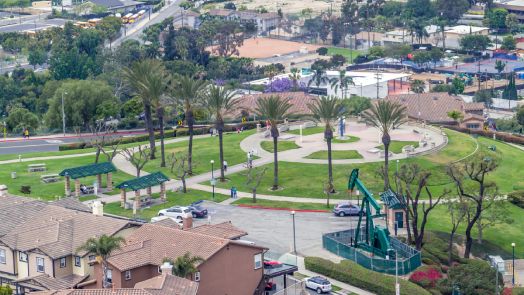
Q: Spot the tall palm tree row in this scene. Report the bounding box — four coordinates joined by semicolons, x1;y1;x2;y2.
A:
308;96;345;192
202;85;238;181
330;70;354;99
307;68;329;93
172;75;208;175
255;95;292;190
77;235;124;288
361;100;407;190
122;59;168;163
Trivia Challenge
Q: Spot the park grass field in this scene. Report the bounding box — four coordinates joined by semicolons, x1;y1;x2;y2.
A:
0;155;132;200
327;47;366;63
287;126;324;136
376;140;420;154
104;189;229;220
260;140;301;153
305;150;363;160
141;130;255;178
332;135;360;143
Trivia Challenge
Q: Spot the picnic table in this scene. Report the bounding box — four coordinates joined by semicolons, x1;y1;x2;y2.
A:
28;163;46;172
41;174;59;183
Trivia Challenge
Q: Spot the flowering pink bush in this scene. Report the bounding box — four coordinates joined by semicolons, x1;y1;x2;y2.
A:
409;266;443;288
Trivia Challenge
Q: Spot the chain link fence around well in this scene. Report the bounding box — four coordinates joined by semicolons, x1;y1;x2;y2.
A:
323;229;421;275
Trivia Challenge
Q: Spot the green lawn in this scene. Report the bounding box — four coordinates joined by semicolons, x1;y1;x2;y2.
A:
141;130;255;178
305;150;363;160
260;140;301;153
0;155;132;200
232;198;330;211
0;148;96;162
425;203;524;259
327;47;365;63
376;141;420;154
332;136;360;143
104;189;229;221
287;126;324;136
210;129;524;198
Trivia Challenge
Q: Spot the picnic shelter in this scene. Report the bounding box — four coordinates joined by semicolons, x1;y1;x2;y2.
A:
59;162;117;197
115;172;169;209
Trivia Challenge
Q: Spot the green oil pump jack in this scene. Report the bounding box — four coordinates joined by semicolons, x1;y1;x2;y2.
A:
348;168;395;258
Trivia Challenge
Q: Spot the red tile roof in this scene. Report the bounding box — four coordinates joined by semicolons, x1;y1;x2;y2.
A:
232;92;318;118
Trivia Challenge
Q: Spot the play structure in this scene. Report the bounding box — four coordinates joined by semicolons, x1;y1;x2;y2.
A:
321;168;421;275
348;169;395;259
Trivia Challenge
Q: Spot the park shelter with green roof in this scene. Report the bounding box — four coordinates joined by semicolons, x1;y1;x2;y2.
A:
380;189;407;230
59;162;117;197
115;172;169;209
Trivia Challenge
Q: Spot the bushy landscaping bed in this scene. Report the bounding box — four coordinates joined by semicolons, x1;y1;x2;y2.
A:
304;257;430;295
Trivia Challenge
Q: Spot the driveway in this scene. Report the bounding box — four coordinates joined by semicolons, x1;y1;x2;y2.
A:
192;202;358;258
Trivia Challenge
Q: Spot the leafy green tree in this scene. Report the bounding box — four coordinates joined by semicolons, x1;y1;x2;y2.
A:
412;51;431;68
163;252;204;278
459;34;492;52
308;96;344;195
437;260;502;294
255;96;292;190
473;89;494;108
486;8;508;31
495;60;507;76
451;77;465;95
341;96;371;115
369;46;385;58
429;47;444;67
502;72;518;101
434;0;470;23
447;110;463;122
361;100;407;189
330;70;354;99
6;107;39;132
201;19;244;57
410;79;425;94
45;80;117;129
501;35;516;50
308;68;329;91
506;13;519;33
96;16;122;44
386;43;411;62
27;45;47;68
171;76;207;174
0;285;13;295
77;235;124;288
405;0;434;19
122;60;168;161
517;106;524;127
202;85;238;181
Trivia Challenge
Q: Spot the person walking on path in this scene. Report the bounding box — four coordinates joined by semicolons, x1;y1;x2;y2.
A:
23;128;29;139
223;160;228;172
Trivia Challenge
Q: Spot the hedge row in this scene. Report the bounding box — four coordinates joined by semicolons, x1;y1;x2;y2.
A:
58;122;262;151
446;125;524;146
508;190;524;209
304;257;431;295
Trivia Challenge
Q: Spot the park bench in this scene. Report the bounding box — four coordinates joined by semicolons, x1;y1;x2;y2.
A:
41;174;59;183
80;185;95;195
28;163;46;172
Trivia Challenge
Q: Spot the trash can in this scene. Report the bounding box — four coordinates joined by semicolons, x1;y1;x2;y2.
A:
11;172;16;179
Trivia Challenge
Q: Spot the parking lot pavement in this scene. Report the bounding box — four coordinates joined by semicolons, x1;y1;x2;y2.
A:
193;202;359;258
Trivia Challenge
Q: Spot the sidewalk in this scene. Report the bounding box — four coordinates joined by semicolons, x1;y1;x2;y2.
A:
0;129;146;142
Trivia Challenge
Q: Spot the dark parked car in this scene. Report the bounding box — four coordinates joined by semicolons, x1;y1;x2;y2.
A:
188;201;208;218
332;202;361;217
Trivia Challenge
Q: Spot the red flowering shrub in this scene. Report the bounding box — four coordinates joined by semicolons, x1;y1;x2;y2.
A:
409;266;443;288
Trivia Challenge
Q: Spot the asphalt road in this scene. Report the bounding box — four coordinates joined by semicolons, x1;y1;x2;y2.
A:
0;17;65;33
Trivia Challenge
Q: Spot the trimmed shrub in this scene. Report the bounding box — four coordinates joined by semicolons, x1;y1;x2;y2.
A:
304;257;431;295
446;125;524;146
508;190;524;209
316;47;328;56
409;265;443;288
436;259;501;295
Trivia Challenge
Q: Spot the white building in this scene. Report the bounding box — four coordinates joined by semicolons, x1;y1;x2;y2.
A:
444;25;490;49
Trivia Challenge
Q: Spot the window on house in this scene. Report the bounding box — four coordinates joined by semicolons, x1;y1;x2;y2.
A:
19;252;27;262
74;256;81;267
60;257;66;268
88;255;96;262
254;253;262;269
0;249;5;264
194;271;200;282
36;257;45;272
125;270;131;281
106;269;112;283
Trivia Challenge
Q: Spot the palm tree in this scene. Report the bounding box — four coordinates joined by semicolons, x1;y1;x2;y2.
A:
202;85;238;181
288;68;301;91
307;68;329;93
163;252;204;279
172;76;208;175
255;95;292;190
361;100;407;190
330;70;354;99
77;235;124;288
308;96;344;193
122;59;168;162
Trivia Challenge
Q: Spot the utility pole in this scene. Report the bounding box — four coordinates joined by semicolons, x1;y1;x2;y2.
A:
375;69;383;99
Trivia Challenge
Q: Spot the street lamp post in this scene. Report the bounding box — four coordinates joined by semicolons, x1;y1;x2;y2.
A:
210;160;215;200
395;250;399;295
512;242;516;286
291;210;297;260
61;91;67;137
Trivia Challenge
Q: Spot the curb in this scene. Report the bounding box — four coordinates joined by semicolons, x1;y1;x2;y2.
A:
1;131;147;142
236;204;330;213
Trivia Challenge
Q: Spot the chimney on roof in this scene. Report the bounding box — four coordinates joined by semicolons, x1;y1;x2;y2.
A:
182;216;193;230
160;262;173;276
92;201;104;216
